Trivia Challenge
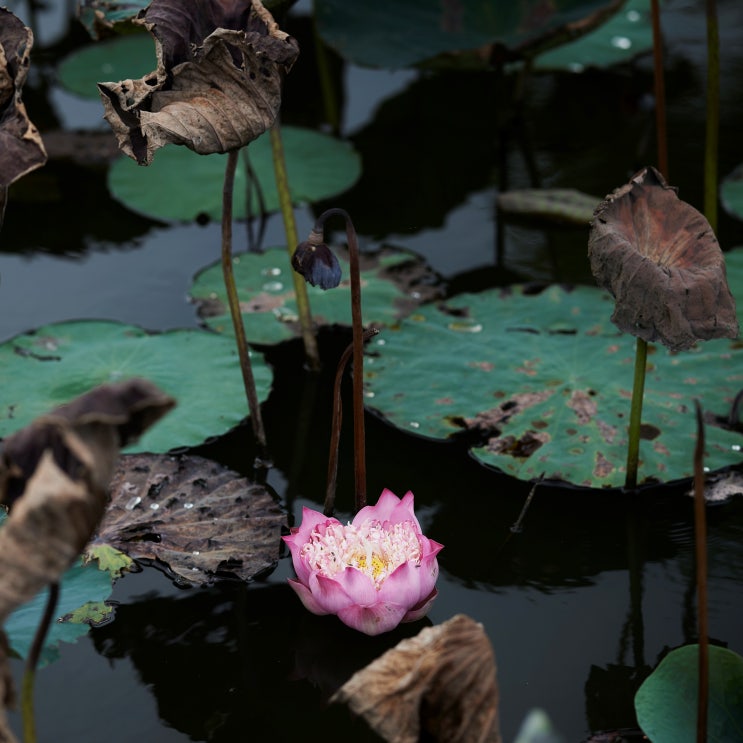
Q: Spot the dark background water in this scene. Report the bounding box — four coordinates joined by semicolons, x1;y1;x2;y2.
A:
2;0;743;741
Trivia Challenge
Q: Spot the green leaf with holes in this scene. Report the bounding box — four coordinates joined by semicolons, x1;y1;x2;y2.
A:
107;126;361;222
364;249;743;488
635;645;743;743
0;320;271;452
190;246;426;345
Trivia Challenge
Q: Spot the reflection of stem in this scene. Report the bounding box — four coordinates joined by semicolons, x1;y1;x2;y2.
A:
312;208;367;512
625;336;648;489
693;401;709;741
324;328;380;516
650;0;668;178
22;581;59;743
704;0;719;231
270;123;321;370
223;149;267;449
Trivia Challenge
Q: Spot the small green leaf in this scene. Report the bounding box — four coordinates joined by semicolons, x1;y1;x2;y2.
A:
535;0;652;72
84;544;135;580
58;34;156;99
635;645;743;743
108;126;361;222
61;600;115;627
4;559;115;666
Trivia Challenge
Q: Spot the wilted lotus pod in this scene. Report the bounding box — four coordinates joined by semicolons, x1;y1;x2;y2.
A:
98;0;299;165
588;166;738;352
331;614;501;743
0;9;47;193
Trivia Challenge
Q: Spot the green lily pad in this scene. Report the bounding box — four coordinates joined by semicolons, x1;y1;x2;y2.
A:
315;0;625;69
77;2;151;38
721;164;743;222
107;125;361;222
635;644;743;743
535;0;652;72
364;249;743;488
57;33;156;99
0;320;271;452
4;558;115;666
191;246;431;345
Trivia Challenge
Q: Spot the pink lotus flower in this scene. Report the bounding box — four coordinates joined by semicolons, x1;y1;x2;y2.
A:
283;489;443;636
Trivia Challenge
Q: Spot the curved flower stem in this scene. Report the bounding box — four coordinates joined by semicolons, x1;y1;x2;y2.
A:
651;0;669;178
312;208;367;512
22;581;59;743
270;123;321;370
324;328;380;516
693;401;709;742
625;336;648;489
704;0;719;231
223;149;267;449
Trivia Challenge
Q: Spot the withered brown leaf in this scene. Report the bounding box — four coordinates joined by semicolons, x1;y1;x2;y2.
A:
0;8;47;212
588;166;738;351
96;452;285;585
331;614;501;743
98;0;299;164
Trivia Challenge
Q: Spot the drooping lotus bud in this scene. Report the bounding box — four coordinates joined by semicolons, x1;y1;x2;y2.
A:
291;228;342;289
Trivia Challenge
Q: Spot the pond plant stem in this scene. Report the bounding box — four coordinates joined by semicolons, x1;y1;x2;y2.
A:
313;208;367;512
693;401;709;742
704;0;719;231
270;123;321;370
22;581;59;743
222;149;267;449
324;328;380;516
625;336;648;489
650;0;669;178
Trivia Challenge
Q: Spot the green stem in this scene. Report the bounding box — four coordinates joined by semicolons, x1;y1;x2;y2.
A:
693;401;709;742
650;0;669;178
222;149;267;449
704;0;719;231
625;336;648;489
270;123;321;370
22;582;59;743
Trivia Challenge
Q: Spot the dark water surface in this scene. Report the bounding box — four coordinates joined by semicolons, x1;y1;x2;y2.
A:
3;1;743;741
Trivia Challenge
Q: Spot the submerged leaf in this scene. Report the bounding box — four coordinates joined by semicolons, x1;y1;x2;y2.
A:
588;166;738;351
0;9;47;191
332;614;501;743
98;0;299;164
95;453;286;585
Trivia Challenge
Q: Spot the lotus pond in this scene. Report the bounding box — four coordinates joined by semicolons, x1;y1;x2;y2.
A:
2;0;743;741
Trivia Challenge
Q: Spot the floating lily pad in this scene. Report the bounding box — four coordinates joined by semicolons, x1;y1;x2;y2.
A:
4;557;115;666
0;320;271;452
95;453;286;585
107;125;361;222
497;188;600;225
721;164;743;222
535;0;652;72
364;249;743;488
57;33;156;99
635;644;743;742
191;245;438;345
315;0;625;69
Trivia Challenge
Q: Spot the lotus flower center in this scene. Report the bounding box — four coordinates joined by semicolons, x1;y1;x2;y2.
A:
300;519;422;589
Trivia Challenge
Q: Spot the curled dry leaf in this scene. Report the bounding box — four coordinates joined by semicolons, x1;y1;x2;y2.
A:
331;614;501;743
98;0;299;164
0;379;174;740
0;9;47;190
588;166;738;351
96;452;286;585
